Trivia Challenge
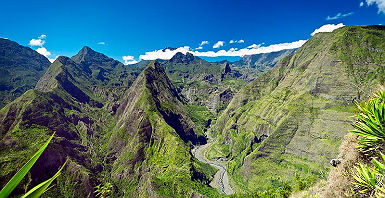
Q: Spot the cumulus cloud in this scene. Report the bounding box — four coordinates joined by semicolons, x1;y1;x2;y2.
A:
194;40;306;57
360;2;364;6
196;41;209;49
29;38;45;47
247;43;262;49
326;12;354;20
138;40;306;60
36;47;51;57
122;55;138;65
311;23;345;36
230;39;245;44
200;41;209;46
213;41;224;48
97;41;105;45
29;34;55;60
139;46;191;60
366;0;385;14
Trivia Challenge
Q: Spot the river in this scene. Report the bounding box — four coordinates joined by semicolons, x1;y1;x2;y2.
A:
191;133;233;195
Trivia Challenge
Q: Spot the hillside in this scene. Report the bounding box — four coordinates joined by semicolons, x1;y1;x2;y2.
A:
208;25;385;194
0;38;51;108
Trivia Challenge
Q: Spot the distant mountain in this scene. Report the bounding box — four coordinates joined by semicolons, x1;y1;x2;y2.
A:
229;49;297;82
232;48;297;71
209;25;385;194
162;52;244;113
0;38;51;108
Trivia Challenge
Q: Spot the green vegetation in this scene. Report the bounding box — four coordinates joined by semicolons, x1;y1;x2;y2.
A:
185;104;215;136
350;89;385;197
0;133;67;198
208;25;385;195
351;90;385;151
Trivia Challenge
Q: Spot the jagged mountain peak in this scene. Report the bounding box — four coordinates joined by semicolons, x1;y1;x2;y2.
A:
76;46;97;56
71;46;121;69
222;61;231;73
169;52;199;64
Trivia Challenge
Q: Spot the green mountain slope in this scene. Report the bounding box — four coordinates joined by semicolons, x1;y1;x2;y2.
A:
0;38;51;108
0;48;143;197
107;61;218;197
209;25;385;194
0;47;219;197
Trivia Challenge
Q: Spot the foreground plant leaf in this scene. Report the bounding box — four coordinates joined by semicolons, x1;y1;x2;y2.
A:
21;159;68;198
0;132;55;198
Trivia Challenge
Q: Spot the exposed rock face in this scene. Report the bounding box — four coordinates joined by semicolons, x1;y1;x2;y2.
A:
212;25;385;192
223;62;231;74
0;38;51;108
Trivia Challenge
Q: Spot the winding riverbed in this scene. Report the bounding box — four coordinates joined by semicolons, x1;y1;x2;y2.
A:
191;134;233;195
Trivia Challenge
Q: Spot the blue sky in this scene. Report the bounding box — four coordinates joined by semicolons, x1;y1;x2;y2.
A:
1;0;385;63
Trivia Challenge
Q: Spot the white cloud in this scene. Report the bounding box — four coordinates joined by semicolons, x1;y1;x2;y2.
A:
139;46;191;60
247;43;262;49
326;12;354;20
311;23;345;36
29;38;45;47
36;47;51;57
229;39;245;44
200;41;209;46
138;40;305;60
122;55;138;65
213;41;224;48
97;41;105;45
360;2;364;6
196;40;209;49
194;40;306;57
366;0;385;14
29;34;56;61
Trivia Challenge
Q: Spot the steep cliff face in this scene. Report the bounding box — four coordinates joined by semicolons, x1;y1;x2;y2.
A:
107;61;214;197
0;38;51;108
210;25;385;193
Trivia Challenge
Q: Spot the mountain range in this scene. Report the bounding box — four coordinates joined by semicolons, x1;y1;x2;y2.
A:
1;25;385;197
